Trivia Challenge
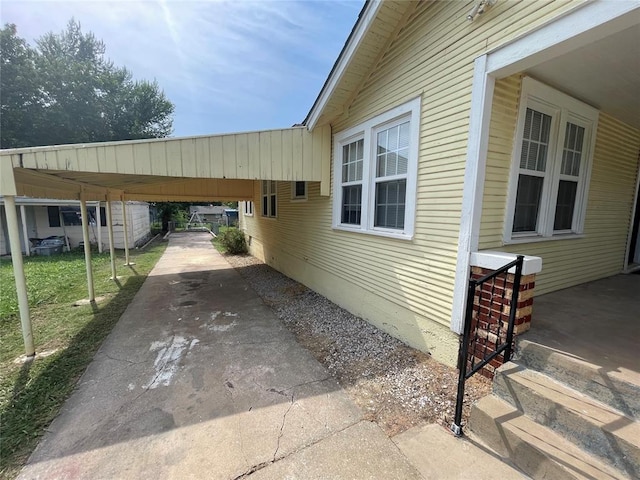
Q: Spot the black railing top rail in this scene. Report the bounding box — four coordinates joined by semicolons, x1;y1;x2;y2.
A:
451;254;524;437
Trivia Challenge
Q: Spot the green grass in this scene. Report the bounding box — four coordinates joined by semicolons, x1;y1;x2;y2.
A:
0;242;166;479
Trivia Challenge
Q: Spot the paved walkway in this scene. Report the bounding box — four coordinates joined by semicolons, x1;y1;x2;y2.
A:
19;232;524;479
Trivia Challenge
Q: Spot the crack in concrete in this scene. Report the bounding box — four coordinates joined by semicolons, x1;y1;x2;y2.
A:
259;376;333;397
103;353;148;365
272;392;295;462
231;419;366;479
231;460;274;480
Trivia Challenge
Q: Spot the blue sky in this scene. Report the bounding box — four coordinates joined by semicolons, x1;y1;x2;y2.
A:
1;0;363;137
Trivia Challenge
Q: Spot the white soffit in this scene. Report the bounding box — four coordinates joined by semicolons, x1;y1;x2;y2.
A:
527;24;640;130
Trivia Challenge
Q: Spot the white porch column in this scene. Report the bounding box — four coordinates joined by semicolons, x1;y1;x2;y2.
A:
5;196;35;356
80;198;95;301
122;199;131;265
19;204;30;256
106;201;117;279
96;203;103;253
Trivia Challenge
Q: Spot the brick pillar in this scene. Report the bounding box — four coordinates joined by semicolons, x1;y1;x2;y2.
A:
467;267;536;378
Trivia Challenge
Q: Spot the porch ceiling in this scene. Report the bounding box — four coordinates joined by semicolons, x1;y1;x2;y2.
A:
0;125;331;202
526;24;640;130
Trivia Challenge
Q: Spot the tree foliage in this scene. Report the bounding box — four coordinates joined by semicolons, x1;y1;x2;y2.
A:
1;20;174;149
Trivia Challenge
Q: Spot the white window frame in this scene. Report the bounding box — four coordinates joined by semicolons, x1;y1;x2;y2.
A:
504;77;599;244
261;181;277;218
291;181;307;201
332;97;421;240
243;201;254;217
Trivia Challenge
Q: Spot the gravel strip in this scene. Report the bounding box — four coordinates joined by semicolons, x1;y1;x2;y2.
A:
225;253;490;436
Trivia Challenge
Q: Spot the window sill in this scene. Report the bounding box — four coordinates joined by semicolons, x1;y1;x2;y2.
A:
333;224;413;241
260;216;277;221
503;233;585;245
290;198;308;202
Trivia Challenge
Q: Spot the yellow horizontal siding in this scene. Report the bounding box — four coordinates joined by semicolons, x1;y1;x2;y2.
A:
480;75;640;295
243;0;589;363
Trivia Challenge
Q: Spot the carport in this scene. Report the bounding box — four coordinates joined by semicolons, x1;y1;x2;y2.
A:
0;125;331;356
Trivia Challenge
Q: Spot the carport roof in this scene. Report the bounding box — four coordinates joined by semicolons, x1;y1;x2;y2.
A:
0;125;331;202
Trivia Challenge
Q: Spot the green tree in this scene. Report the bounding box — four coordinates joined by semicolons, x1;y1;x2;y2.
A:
0;20;174;148
0;24;40;148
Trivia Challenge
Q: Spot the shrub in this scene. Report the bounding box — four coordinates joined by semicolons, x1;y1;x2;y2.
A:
218;227;248;254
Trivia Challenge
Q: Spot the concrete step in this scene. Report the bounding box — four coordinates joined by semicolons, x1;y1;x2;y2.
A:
493;362;640;478
469;395;628;480
515;340;640;419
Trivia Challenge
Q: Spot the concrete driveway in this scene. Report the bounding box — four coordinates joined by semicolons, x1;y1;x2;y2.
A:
18;232;421;479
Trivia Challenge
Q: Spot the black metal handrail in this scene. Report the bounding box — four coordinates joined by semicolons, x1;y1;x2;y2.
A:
451;255;524;436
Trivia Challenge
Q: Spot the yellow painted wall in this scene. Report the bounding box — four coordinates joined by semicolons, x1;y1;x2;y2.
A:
480;75;640;295
241;0;586;366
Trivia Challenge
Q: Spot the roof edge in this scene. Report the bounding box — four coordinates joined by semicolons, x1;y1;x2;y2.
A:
303;0;383;130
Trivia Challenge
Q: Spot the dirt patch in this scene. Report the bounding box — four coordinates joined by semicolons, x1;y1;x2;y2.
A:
225;254;490;436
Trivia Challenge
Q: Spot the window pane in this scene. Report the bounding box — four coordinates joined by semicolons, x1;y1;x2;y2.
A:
399;122;410;149
397;148;408;174
513;175;544;233
262;197;268;216
342;139;363;183
377;153;387;177
560;122;585;177
554;180;578;231
374;179;406;229
341;185;362;225
377;121;410;178
388;125;398;151
520;108;552;172
295;181;306;197
386;152;397;176
270;194;277;217
60;207;83;226
47;206;61;227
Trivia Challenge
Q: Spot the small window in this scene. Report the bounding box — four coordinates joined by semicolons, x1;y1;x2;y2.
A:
261;181;277;218
505;78;598;242
49;206;99;227
243;201;254;216
48;206;61;227
332;97;420;240
291;181;307;200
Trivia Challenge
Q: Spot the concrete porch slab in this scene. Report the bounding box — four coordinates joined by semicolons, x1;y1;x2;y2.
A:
393;423;527;479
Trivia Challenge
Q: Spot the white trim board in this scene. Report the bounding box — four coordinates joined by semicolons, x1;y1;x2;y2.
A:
305;1;383;130
486;1;640;77
450;1;640;333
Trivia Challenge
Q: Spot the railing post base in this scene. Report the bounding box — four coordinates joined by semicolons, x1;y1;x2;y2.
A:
451;423;463;437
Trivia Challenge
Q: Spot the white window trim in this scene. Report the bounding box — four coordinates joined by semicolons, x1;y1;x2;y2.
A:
290;181;308;201
332;97;421;240
261;181;277;219
503;77;599;244
243;201;254;217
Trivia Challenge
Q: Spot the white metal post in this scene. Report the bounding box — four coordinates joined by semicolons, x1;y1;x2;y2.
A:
19;204;30;256
106;200;117;279
122;199;131;265
4;196;35;356
80;198;95;301
96;203;103;253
